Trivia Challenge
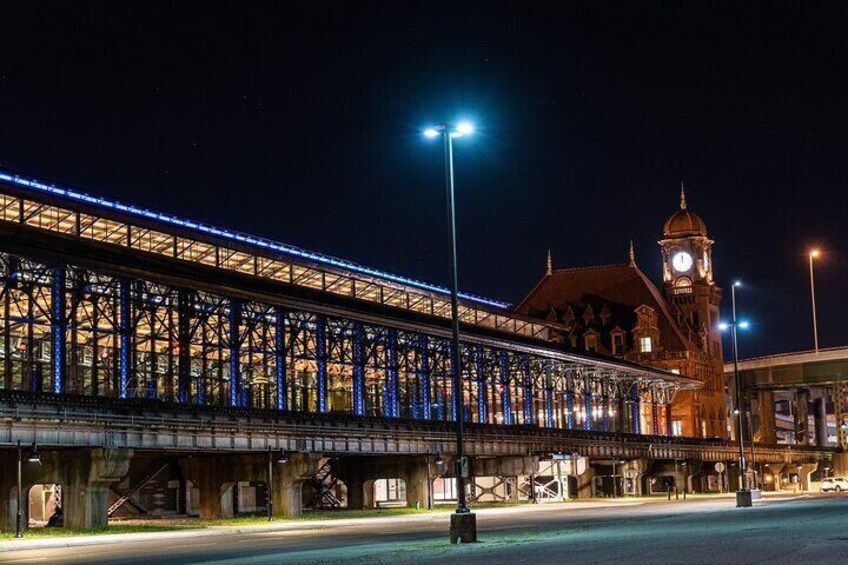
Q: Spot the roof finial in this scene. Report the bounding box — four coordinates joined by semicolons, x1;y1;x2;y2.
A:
680;181;687;210
546;249;553;275
628;239;636;266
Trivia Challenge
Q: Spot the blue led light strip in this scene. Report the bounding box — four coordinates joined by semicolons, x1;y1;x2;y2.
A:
0;171;511;309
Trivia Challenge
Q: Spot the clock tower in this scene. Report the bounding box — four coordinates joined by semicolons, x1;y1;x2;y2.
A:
659;184;722;355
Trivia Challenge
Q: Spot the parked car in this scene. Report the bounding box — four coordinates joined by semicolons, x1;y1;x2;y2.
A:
820;477;848;493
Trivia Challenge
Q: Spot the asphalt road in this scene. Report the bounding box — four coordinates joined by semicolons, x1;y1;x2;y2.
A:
2;495;847;564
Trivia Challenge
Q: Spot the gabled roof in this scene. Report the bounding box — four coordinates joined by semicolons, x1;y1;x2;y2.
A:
515;263;690;351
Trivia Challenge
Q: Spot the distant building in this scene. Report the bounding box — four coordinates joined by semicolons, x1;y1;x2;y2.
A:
516;186;726;438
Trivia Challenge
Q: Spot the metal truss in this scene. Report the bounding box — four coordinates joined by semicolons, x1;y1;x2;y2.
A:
0;251;682;436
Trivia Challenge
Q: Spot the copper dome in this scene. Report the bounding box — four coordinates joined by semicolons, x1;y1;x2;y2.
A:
663;184;707;237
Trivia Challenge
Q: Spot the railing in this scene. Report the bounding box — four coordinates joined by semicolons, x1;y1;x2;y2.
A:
0;392;832;462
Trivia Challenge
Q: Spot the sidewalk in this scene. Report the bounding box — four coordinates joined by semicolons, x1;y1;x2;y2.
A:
0;492;808;553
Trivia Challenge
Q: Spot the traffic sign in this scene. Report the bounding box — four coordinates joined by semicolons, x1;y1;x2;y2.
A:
715;462;726;473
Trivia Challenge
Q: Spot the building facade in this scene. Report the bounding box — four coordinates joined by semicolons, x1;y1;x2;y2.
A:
516;187;727;439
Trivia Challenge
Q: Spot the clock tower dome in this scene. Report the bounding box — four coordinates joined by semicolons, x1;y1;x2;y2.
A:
659;184;721;352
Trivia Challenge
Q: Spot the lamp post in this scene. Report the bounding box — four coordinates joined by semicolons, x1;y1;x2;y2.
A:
424;121;476;543
15;441;41;538
809;250;820;354
720;281;752;507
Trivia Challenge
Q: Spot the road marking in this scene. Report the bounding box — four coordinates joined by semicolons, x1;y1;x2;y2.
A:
5;558;48;563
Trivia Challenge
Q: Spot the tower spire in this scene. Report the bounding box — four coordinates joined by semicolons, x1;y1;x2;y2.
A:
680;181;687;210
546;249;553;275
628;239;636;266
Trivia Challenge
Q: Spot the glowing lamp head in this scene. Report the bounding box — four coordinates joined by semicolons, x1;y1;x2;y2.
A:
718;322;729;331
423;128;441;139
734;281;742;287
455;122;474;135
739;321;750;330
811;249;820;258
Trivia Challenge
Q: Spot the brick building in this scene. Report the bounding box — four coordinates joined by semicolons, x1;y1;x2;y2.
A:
516;187;726;438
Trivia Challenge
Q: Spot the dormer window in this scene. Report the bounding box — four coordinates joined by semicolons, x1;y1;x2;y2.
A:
585;334;598;352
639;336;653;353
611;332;625;355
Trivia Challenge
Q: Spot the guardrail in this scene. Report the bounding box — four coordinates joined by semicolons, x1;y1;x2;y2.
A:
0;391;833;463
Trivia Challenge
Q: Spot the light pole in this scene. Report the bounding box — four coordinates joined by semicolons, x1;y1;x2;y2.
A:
809;250;820;354
424;121;476;543
15;441;41;538
719;281;752;507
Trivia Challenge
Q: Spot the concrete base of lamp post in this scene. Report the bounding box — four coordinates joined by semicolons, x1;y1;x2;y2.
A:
449;512;477;544
736;490;753;508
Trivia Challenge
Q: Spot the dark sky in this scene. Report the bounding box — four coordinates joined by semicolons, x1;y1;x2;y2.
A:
1;2;846;358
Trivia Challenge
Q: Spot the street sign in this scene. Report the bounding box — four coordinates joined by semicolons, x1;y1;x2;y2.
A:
459;456;470;479
715;462;726;473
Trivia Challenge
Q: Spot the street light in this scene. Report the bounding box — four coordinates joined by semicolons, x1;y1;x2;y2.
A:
719;281;752;507
809;249;820;354
424;121;476;543
16;441;41;538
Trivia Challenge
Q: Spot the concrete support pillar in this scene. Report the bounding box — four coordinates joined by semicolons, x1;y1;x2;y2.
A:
181;452;318;520
620;459;649;496
63;449;133;529
575;464;596;499
346;478;365;510
794;389;810;445
833;382;847;449
814;395;828;447
832;452;848;477
757;391;777;444
403;461;430;509
797;463;819;492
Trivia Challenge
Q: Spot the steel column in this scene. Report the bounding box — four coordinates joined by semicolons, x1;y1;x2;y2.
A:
449;342;459;422
274;308;287;411
631;382;641;434
420;336;432;420
177;290;192;404
352;321;365;416
651;389;659;436
544;363;554;428
666;402;674;436
583;373;593;431
315;314;327;413
50;267;66;394
499;351;512;426
229;300;242;407
118;279;131;399
476;346;487;423
386;328;399;418
522;357;532;426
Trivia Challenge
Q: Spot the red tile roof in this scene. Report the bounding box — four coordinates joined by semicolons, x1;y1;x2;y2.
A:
515;263;690;351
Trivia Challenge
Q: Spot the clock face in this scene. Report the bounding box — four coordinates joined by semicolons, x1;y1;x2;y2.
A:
672;251;693;272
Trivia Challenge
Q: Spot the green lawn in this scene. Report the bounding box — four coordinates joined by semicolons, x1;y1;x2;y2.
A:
0;502;539;539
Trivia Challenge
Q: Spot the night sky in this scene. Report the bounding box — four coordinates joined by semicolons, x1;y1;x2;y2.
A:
1;2;846;358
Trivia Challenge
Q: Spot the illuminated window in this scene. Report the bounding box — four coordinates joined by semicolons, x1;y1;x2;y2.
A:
672;420;682;436
585;334;598;352
639;336;653;353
